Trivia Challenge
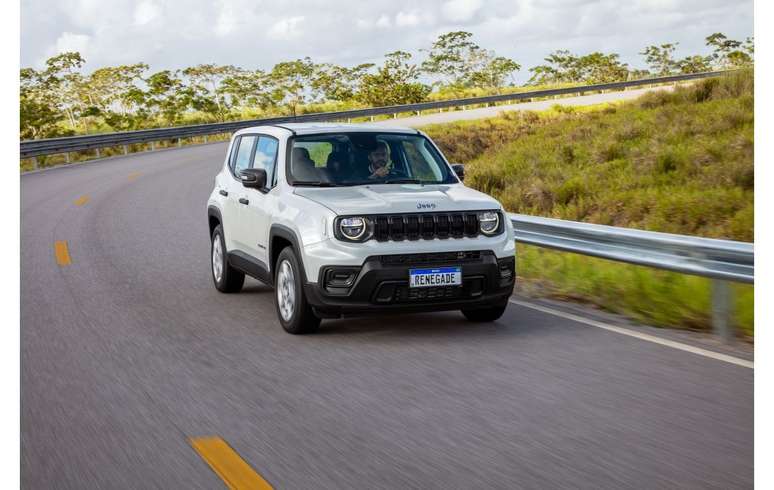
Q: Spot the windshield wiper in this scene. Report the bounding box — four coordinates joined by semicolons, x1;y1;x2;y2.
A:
382;178;422;184
292;181;341;187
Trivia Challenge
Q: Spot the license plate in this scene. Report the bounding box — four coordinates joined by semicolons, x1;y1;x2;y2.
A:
409;267;462;288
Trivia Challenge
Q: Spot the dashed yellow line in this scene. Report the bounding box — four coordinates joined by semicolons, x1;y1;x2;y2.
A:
190;437;273;490
73;195;89;206
127;172;141;181
54;241;71;266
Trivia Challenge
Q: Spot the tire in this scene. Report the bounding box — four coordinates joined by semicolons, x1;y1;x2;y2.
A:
274;247;321;334
211;224;245;293
461;300;508;322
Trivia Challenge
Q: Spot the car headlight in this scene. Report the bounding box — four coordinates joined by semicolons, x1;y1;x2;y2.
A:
336;216;372;242
478;211;501;235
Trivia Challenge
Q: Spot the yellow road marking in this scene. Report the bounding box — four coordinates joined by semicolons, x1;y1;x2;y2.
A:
127;172;141;181
190;437;273;490
73;195;89;206
54;241;71;266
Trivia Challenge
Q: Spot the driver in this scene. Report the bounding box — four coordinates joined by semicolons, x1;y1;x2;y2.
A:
367;141;403;180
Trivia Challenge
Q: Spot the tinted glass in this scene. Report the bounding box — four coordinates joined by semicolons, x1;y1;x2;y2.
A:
288;132;457;186
232;135;256;174
253;136;279;186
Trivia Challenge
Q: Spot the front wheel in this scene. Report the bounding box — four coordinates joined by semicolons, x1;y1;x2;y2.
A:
211;224;244;293
461;300;508;322
274;247;320;334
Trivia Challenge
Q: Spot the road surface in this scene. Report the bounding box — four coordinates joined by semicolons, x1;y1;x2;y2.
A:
21;141;752;488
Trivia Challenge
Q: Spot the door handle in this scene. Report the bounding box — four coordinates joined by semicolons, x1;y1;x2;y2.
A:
238;198;249;205
219;189;228;197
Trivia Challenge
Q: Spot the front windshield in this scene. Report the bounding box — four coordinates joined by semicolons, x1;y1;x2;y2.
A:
287;132;458;186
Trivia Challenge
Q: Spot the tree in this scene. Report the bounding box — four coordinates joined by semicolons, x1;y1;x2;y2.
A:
421;31;520;88
85;63;148;130
144;70;190;125
706;33;753;69
640;43;678;75
676;55;712;74
267;58;316;116
357;51;430;106
20;67;69;139
311;63;373;102
528;50;628;85
182;64;238;121
220;69;273;109
41;52;88;130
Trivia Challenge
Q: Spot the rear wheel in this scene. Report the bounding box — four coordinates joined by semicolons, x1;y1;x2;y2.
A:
211;224;244;293
274;247;320;334
461;300;508;322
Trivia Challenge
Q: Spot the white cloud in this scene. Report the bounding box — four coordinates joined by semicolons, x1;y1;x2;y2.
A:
442;0;483;22
21;0;753;85
133;0;160;26
395;11;421;27
51;32;91;57
268;16;305;40
375;14;392;28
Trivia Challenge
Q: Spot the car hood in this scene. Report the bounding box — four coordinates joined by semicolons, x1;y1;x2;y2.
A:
293;183;501;215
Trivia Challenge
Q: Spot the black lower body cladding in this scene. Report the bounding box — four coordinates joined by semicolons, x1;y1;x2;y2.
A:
304;251;515;318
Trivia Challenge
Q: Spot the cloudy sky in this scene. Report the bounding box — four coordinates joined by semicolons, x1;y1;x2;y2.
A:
21;0;753;83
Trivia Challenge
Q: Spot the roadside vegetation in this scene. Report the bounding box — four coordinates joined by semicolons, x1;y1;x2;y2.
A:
21;31;752;143
423;70;754;337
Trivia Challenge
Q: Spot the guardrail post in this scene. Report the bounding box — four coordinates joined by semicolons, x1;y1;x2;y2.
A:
95;148;101;158
150;141;155;151
123;145;128;155
177;138;182;147
31;157;38;170
711;279;734;341
393;113;397;119
204;135;208;144
370;116;374;122
64;152;70;164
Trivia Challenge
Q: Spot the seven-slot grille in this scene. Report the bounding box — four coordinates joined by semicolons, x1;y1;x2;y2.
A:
373;213;480;242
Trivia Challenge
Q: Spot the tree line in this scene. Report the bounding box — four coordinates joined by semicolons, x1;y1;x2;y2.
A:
20;31;753;140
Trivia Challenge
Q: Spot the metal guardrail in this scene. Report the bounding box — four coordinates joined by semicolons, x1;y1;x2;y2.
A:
508;213;754;340
20;70;732;161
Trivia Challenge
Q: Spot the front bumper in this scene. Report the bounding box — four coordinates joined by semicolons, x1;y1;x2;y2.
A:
304;250;515;317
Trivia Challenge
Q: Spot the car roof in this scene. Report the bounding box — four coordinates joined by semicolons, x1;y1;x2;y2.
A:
236;122;419;137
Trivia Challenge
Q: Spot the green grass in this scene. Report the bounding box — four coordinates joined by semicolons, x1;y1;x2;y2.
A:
423;70;754;336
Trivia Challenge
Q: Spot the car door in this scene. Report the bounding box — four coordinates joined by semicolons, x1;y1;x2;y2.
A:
238;135;280;268
228;134;258;254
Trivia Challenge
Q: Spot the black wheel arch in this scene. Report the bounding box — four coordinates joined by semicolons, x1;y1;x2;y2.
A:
269;224;309;283
207;205;223;238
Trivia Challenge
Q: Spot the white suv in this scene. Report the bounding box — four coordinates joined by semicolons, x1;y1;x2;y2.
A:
207;123;515;334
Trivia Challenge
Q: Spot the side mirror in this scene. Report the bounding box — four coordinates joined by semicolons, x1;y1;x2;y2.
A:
239;168;267;190
451;163;465;182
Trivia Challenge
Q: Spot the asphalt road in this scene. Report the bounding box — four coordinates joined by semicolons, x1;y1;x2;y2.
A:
21;142;753;489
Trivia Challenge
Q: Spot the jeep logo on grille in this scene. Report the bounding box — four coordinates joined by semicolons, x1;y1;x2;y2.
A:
417;202;436;210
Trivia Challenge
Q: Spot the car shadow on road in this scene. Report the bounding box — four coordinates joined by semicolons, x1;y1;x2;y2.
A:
315;307;541;340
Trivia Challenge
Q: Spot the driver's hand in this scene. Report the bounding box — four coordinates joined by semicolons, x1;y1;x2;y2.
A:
369;166;389;179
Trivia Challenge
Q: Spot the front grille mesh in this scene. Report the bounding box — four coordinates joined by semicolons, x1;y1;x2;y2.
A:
377;250;486;266
374;212;480;241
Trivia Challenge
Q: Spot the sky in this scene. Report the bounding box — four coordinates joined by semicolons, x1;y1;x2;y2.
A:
20;0;753;84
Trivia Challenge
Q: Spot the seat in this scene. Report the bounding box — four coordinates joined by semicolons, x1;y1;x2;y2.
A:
291;147;320;182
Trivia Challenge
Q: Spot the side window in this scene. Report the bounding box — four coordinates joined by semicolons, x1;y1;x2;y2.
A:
295;141;332;167
253;136;279;187
231;135;257;174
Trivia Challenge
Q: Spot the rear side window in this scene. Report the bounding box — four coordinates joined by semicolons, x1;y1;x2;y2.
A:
294;141;332;167
253;136;279;187
231;135;256;174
